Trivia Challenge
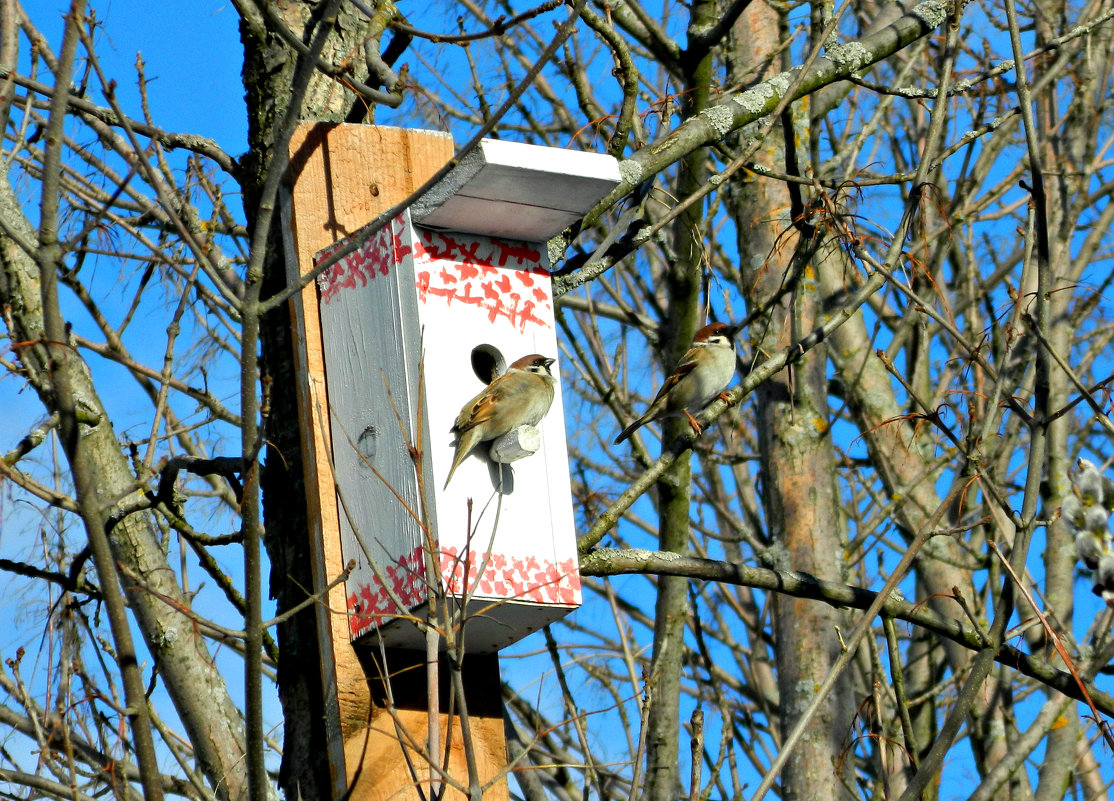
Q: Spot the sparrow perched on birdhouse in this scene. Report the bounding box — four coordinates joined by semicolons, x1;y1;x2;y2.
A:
615;321;739;444
445;354;557;487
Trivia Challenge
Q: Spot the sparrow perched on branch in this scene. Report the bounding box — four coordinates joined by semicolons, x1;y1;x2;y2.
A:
444;354;557;488
614;321;739;444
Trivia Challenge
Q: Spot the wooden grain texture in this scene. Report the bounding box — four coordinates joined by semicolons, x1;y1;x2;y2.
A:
346;652;509;801
282;123;510;800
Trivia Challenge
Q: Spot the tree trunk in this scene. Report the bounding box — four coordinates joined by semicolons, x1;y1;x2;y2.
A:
642;0;717;797
238;4;381;797
0;136;251;801
727;5;852;800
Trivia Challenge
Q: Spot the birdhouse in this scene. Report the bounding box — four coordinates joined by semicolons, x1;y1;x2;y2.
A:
313;138;621;653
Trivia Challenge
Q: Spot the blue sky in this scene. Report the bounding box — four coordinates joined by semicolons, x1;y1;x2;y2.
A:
80;0;248;151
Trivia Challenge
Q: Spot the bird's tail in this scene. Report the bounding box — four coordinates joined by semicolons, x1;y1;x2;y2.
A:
443;448;465;489
614;419;643;444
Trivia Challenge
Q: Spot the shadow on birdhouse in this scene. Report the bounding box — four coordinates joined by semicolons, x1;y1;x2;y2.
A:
312;138;620;654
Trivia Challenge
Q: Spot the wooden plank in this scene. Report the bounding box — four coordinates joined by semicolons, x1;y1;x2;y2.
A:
346;652;508;801
281;122;510;800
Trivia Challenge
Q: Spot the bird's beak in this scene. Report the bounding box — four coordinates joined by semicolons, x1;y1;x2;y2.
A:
723;323;742;338
544;357;556;368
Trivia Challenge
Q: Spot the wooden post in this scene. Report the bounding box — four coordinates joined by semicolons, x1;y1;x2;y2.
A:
280;123;510;800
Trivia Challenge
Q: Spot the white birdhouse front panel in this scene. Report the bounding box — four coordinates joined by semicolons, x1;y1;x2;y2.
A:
315;210;581;653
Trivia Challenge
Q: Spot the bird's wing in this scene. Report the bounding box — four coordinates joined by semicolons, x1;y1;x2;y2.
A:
648;348;699;405
453;377;515;432
454;391;496;432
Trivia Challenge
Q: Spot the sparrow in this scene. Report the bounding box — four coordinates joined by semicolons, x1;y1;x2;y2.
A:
444;354;557;488
614;321;739;444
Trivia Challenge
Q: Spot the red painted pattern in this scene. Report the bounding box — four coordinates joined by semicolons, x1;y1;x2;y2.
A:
413;230;552;331
345;544;581;638
316;215;412;304
439;545;580;606
344;547;426;637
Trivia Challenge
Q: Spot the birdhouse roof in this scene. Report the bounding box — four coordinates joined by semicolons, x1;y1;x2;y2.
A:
411;138;621;241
